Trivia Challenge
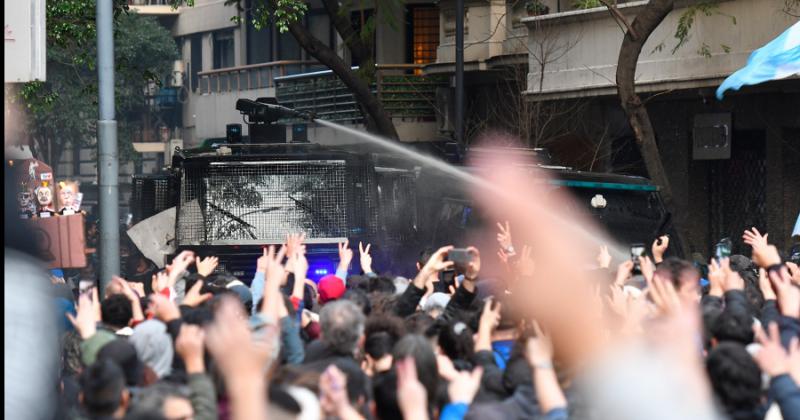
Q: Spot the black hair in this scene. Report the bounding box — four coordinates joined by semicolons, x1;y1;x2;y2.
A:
268;386;302;415
97;339;145;387
180;303;214;326
710;307;755;345
101;294;133;330
655;257;700;289
205;271;239;288
282;274;315;310
372;370;402;420
437;319;475;363
128;382;191;418
346;275;370;292
369;276;397;295
364;314;406;360
343;289;372;316
392;335;439;405
79;360;126;417
706;342;762;418
405;312;436;337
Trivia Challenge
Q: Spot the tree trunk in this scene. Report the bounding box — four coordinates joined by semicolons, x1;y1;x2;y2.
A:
615;0;691;255
287;21;399;140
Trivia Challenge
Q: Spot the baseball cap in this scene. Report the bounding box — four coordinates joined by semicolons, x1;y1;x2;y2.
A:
318;275;345;304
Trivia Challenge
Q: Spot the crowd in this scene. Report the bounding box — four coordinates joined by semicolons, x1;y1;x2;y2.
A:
5;197;800;419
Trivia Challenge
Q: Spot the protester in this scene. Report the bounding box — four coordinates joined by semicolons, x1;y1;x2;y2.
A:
10;154;800;420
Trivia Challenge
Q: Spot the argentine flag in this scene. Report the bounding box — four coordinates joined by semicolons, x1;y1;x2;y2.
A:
716;21;800;99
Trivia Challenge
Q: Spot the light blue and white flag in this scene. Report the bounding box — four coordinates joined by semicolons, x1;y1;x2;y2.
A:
794;212;800;237
717;21;800;99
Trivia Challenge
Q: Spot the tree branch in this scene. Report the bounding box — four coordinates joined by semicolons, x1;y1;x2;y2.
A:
321;0;372;63
286;20;398;139
599;0;639;40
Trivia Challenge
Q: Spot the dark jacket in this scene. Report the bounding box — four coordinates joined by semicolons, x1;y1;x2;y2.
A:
465;384;539;420
394;283;427;318
187;373;218;420
771;374;800;420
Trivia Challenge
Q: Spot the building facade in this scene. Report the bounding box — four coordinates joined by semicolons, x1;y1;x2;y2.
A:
519;0;800;255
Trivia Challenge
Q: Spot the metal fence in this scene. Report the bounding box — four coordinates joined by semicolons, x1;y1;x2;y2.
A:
276;64;447;123
196;61;321;95
130;174;179;224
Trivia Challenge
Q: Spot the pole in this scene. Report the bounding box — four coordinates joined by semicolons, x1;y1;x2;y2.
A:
96;0;119;294
455;0;465;146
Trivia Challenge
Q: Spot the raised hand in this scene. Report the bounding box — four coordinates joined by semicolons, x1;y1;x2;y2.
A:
447;367;484;405
359;241;373;274
205;296;278;420
614;260;634;287
418;246;454;278
396;357;429;420
597;245;612;269
651;235;669;264
639;255;656;286
650;274;682;316
518;245;535;277
167;250;196;286
786;262;800;285
707;258;726;297
752;322;792;377
743;227;769;249
112;277;144;322
206;296;278;375
758;268;777;301
474;296;502;352
496;221;514;254
256;246;270;274
285;233;306;257
262;245;288;320
182;279;213;308
769;266;800;318
264;245;288;286
195;256;219;277
152;271;170;294
525;321;554;367
284;233;306;273
721;258;745;292
175;324;206;373
66;293;98;340
338;240;354;274
148;293;181;323
743;228;781;268
479;297;502;334
319;365;361;419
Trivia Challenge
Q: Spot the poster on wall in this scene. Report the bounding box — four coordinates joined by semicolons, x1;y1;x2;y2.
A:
4;0;46;83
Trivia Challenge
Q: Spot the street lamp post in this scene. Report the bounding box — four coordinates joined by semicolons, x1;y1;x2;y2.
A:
96;0;120;293
455;0;465;147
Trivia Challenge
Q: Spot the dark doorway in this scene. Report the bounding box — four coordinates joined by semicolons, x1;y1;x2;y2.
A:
709;130;767;255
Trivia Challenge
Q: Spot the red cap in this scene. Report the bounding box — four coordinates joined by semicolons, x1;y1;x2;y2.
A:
318;275;345;304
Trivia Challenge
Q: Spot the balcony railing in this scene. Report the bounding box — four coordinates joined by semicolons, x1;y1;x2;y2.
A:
196;60;323;95
275;64;448;123
127;0;170;5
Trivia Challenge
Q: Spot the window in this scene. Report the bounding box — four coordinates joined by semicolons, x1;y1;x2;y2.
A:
278;30;301;61
190;34;202;91
246;5;273;64
411;6;439;66
350;9;376;67
213;30;235;69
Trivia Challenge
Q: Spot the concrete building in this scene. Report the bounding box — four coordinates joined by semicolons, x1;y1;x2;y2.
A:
516;0;799;254
127;0;449;146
